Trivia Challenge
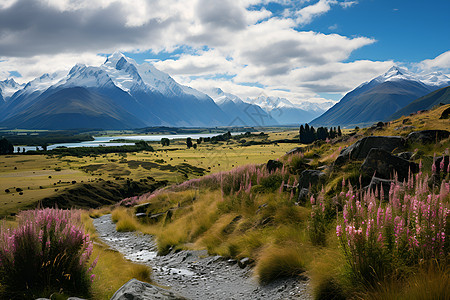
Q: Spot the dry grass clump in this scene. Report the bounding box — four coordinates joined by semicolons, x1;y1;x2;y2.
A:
111;207;139;232
90;244;152;299
363;266;450;300
255;244;307;284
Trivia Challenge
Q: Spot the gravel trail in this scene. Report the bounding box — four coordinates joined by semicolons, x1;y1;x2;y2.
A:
93;214;312;300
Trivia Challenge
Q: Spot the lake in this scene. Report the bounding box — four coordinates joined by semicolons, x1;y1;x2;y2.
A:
16;132;240;153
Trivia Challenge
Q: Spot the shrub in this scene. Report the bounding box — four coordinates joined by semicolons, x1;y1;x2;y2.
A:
0;208;96;298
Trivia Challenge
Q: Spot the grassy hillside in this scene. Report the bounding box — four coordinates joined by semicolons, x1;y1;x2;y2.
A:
110;104;450;299
388;85;450;120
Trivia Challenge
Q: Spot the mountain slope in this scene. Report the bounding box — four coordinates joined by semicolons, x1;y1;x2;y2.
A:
310;66;450;128
249;95;322;125
0;87;146;129
208;88;278;126
388;85;450;120
0;53;230;129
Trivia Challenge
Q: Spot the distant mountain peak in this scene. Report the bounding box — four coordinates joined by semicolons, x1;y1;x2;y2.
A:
104;51;126;64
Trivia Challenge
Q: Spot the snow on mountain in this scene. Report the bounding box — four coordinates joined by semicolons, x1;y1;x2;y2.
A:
249;94;298;111
0;78;24;99
60;64;115;89
297;101;335;113
20;72;66;95
206;88;278;126
310;65;450;128
362;66;450;88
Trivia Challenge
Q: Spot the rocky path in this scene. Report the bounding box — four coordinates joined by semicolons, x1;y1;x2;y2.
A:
93;214;312;300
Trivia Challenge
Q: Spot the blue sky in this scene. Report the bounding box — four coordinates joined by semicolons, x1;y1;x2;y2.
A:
0;0;449;105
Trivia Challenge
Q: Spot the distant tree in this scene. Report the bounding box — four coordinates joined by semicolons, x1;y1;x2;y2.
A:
193;143;198;149
197;138;202;145
42;144;48;151
161;138;170;146
337;126;342;137
22;147;26;153
186;137;193;149
0;138;14;155
17;147;21;153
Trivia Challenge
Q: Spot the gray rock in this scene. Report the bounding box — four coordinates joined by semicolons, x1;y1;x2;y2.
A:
435;155;449;174
298;170;326;189
266;159;283;173
366;177;393;200
285;147;303;156
110;278;187;300
361;148;418;182
238;257;253;269
135;202;152;214
397;152;413;160
335;136;406;166
440;107;450;119
407;130;450;144
297;188;309;203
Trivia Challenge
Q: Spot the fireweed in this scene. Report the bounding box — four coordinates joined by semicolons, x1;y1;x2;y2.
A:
121;163;297;206
335;168;449;285
0;208;96;298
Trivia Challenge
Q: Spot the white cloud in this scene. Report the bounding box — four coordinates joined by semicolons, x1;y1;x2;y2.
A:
0;0;394;105
419;51;450;72
0;53;105;83
295;0;337;25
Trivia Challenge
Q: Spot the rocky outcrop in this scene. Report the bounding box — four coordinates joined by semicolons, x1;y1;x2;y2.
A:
298;170;326;189
111;279;186;300
407;130;450;144
440;107;450;119
335;136;406;166
361;148;418;182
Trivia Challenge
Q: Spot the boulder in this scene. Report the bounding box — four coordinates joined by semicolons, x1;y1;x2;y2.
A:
434;155;449;174
440;107;450;119
397;152;413;160
361;148;418;182
135;202;152;214
110;278;186;300
285;147;303;156
335;136;406;166
238;257;253;269
366;177;394;201
297;188;309;204
266;159;283;173
407;130;450;144
298;170;326;189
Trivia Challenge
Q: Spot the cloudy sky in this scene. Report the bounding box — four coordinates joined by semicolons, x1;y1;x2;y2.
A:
0;0;449;104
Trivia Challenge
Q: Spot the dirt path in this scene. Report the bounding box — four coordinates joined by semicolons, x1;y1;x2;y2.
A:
93;214;312;300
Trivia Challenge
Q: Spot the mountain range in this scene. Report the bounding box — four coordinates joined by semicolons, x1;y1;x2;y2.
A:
310;66;450;128
0;53;325;130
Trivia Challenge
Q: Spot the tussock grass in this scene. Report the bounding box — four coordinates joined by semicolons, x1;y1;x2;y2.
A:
363;266;450;300
111;207;139;232
255;244;307;284
90;244;152;299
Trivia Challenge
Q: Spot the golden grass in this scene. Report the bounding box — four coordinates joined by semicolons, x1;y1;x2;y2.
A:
90;244;152;299
255;244;308;284
111;207;139;232
363;266;450;300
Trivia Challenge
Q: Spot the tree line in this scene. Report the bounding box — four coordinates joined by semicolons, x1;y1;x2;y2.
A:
299;124;342;144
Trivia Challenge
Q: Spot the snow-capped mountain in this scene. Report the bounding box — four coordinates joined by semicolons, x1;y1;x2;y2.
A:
247;94;324;125
207;88;278;126
0;78;24;100
310;66;450;128
0;52;231;129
